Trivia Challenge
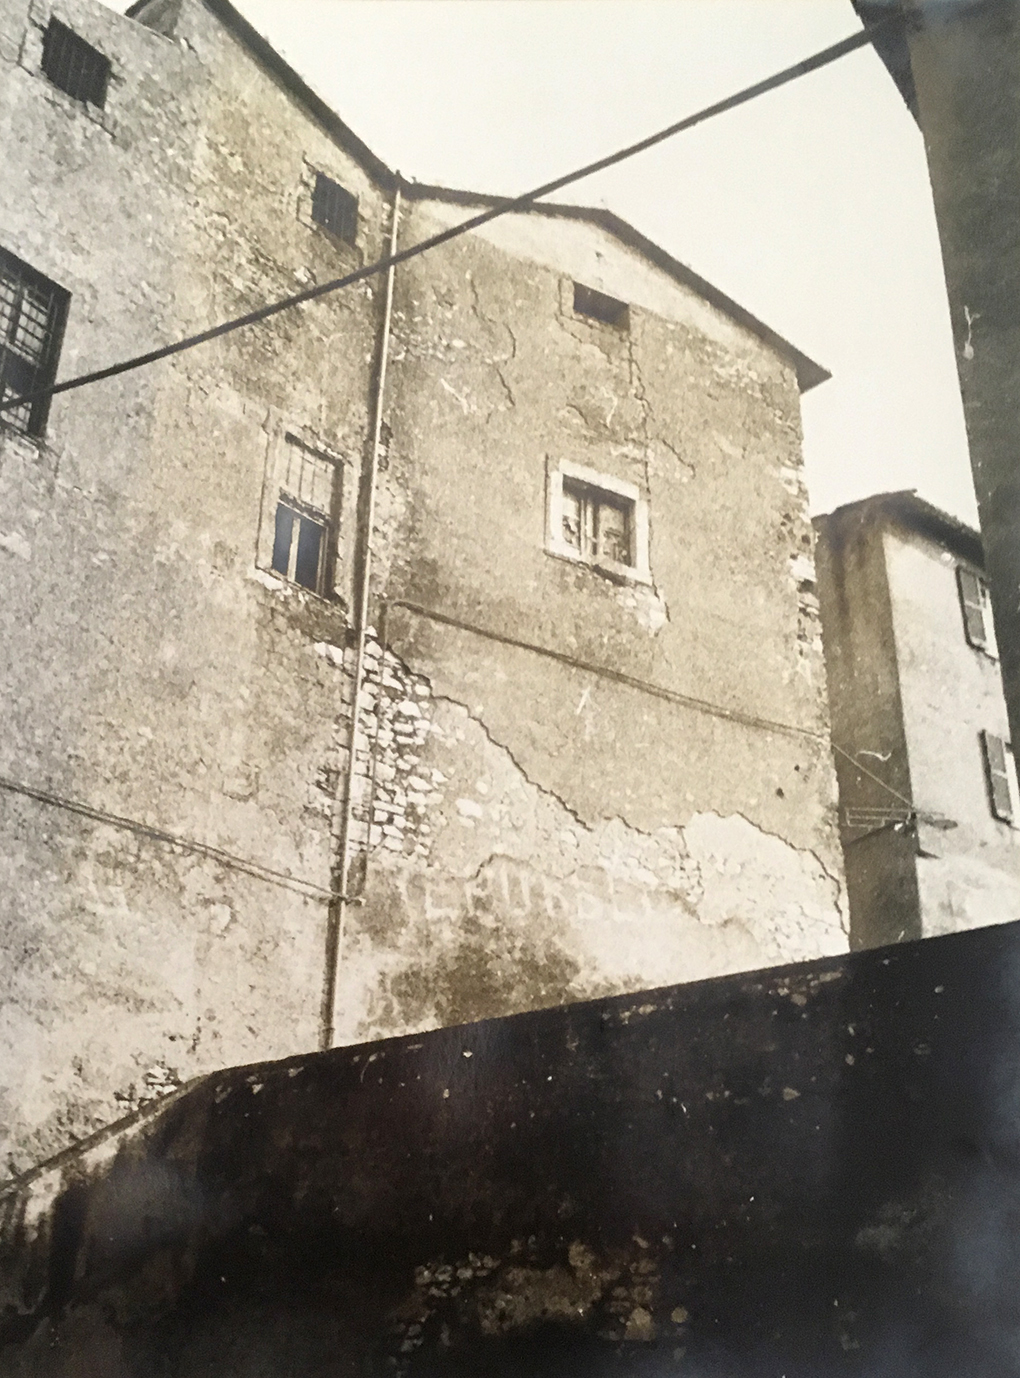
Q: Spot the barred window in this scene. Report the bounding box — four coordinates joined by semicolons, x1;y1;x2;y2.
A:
311;172;358;245
270;434;339;594
0;247;69;437
41;19;111;107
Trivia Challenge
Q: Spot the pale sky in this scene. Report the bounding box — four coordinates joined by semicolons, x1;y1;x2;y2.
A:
109;0;977;524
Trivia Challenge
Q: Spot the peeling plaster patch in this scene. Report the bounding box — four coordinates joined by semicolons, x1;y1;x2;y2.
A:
387;1236;665;1369
249;567;287;593
682;813;845;966
962;304;980;361
336;691;847;1043
0;531;31;560
789;554;816;584
313;641;345;669
777;464;805;498
439;378;471;414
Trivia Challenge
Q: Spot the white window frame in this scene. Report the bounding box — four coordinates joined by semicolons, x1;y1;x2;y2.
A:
546;458;651;585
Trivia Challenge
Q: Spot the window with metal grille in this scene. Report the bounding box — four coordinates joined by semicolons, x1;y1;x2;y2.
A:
0;247;69;438
981;730;1015;823
957;566;996;655
41;19;111;107
270;434;338;593
311;172;358;245
573;281;629;330
561;477;634;567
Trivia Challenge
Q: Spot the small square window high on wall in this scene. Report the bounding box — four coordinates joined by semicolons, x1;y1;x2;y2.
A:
41;19;111;107
269;434;340;595
0;246;69;438
573;282;629;331
311;173;359;245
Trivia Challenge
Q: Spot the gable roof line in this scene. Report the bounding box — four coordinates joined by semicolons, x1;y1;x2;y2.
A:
128;0;829;393
403;182;829;392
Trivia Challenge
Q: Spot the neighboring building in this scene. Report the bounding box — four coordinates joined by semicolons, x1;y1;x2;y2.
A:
815;491;1020;951
0;0;846;1178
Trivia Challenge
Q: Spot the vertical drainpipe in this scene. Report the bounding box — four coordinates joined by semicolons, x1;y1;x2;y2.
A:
320;181;401;1052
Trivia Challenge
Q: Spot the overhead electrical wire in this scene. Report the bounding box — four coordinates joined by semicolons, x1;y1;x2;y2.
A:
0;771;342;901
0;16;900;420
0;18;911;893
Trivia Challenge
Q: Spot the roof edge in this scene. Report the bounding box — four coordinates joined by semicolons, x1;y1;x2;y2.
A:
815;489;984;566
851;4;919;122
128;0;398;188
405;182;830;393
125;3;828;393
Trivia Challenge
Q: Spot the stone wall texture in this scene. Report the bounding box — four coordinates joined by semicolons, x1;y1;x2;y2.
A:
0;0;846;1179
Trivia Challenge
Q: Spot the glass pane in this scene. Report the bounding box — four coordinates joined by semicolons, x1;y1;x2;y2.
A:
295;515;324;590
12;287;50;363
271;503;295;576
562;487;583;552
597;497;632;565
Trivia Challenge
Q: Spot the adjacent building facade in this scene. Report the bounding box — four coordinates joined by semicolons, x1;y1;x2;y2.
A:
815;491;1020;951
0;0;847;1178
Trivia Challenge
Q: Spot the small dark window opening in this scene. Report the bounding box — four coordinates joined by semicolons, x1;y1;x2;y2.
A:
573;282;629;330
981;730;1014;823
561;477;634;567
41;19;111;107
0;246;69;438
311;173;359;245
272;502;327;591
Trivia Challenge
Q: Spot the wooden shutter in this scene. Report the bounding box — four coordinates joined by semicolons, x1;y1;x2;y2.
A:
957;567;988;649
981;731;1013;821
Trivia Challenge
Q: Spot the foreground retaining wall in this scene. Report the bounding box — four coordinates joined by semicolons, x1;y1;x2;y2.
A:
4;919;1020;1375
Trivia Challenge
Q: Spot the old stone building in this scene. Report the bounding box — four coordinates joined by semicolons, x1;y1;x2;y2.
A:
0;0;846;1178
815;491;1020;949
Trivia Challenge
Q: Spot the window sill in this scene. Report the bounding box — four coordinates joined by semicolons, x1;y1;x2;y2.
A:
0;421;49;457
251;564;346;610
545;544;652;588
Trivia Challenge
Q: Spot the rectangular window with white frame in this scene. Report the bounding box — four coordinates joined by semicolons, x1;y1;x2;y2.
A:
957;565;998;657
265;432;341;596
546;459;650;583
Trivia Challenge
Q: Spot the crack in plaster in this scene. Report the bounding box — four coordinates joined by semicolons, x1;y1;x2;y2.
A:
435;693;844;921
432;694;591;833
465;273;517;423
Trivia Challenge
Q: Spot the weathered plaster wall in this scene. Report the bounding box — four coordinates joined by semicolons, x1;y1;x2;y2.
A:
0;0;388;1175
884;527;1020;936
334;203;847;1041
814;508;922;949
0;0;846;1180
